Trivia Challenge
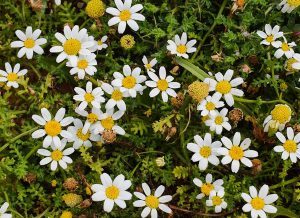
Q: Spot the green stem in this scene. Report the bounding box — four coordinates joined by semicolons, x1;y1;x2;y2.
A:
28;63;41;79
267;52;280;98
24;143;41;160
50;61;66;75
192;0;228;59
234;97;287;105
269;176;300;190
0;127;39;153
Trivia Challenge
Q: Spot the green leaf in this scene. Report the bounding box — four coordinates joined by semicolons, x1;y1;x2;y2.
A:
270;206;298;218
175;57;211;80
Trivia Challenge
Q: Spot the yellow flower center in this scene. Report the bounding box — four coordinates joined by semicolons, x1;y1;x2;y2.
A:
60;211;73;218
87;113;98;123
98;40;103;45
45;120;62;136
281;43;290;52
215;115;223;125
111;89;123;101
76;128;90;141
24;38;35;48
105;186;120;200
216;80;232;94
229;146;244;160
77;60;88;69
122;76;136;89
251;197;265;210
85;0;105;18
63;39;81;55
145;195;159;209
51;150;63;161
84;93;94;103
287;0;300;7
266;35;274;43
157;79;168;91
7;72;18;82
206;102;216;111
199;146;212;158
201;183;214;196
271;104;291;124
119;10;131;21
285;58;298;72
212;196;222;206
145;63;152;70
176;45;187;54
283;140;297;153
101;116;114;130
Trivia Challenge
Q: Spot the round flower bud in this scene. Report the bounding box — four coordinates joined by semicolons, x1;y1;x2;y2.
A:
62;193;83;207
86;0;105;19
60;211;72;218
188;81;209;103
155;156;165;167
120;35;135;49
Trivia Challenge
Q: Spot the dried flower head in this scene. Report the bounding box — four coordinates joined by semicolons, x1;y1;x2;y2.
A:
28;0;43;11
171;92;184;109
211;52;223;62
63;178;79;191
102;130;117;143
229;108;244;126
251;159;262;175
188;81;209;103
23;172;37;184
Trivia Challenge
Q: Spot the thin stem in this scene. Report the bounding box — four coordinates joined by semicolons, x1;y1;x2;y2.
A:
267;52;280;98
0;127;39;153
24;143;41;160
192;0;228;59
269;176;300;190
169;205;238;217
234;97;287;104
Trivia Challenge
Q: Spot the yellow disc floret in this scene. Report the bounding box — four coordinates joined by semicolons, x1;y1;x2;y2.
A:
199;146;212;158
105;186;120;199
287;0;300;7
87;113;98;123
7;73;18;82
45;120;62;136
281;43;290;52
271;104;291;124
206;102;216;111
101;116;114;130
77;59;88;69
250;197;265;210
283;140;297;153
122;76;136;89
145;195;159;209
76;128;90;141
111;89;123;101
216;80;232;94
176;45;187;54
84;93;95;103
119;10;131;21
51;150;63;161
157;79;169;91
62;193;83;207
86;0;105;18
24;38;35;48
212;196;222;206
215;116;223;125
266;35;274;43
60;211;73;218
229;146;244;160
201;183;214;196
64;39;81;55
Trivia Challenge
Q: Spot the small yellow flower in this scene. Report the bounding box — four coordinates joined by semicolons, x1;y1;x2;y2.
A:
86;0;105;18
86;186;92;195
155;156;165;167
188;81;209;103
120;35;135;49
62;193;82;207
60;211;72;218
51;180;57;187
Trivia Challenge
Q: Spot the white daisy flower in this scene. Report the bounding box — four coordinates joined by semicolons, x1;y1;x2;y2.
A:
241;185;278;218
145;66;181;102
263;104;292;132
102;82;128;111
206;190;227;213
93;35;108;51
205;108;231;135
133;183;172;218
75;106;102;134
142;56;157;73
67;118;101;149
66;54;97;79
292;53;300;70
187;133;222;171
10;26;47;59
218;132;258;173
106;0;145;34
256;24;283;47
0;63;28;88
167;32;197;59
93;109;125;135
193;173;224;199
111;65;146;98
0;202;12;218
73;81;105;111
31;108;74;148
278;0;300;13
55;0;61;6
274;37;296;59
274;127;300;163
197;93;225;117
37;139;74;171
91;173;132;212
204;69;244;106
49;25;95;65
